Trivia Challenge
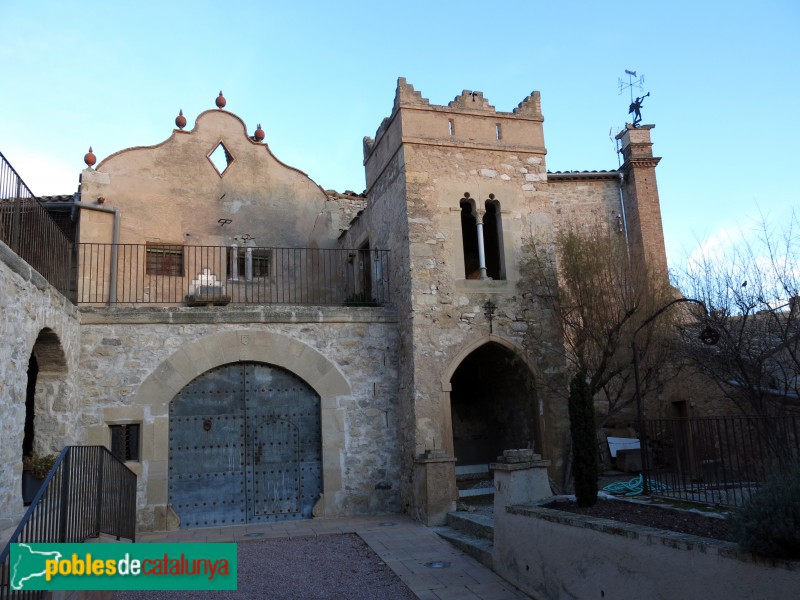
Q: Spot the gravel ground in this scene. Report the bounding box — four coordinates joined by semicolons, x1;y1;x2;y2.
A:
545;498;733;541
114;533;417;600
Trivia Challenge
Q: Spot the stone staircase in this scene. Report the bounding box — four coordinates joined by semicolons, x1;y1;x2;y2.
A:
434;511;494;569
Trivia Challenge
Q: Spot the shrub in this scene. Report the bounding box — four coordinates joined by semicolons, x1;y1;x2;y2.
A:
730;462;800;559
23;453;58;479
568;371;598;507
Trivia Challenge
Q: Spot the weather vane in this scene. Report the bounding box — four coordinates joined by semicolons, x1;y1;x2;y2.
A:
619;69;650;127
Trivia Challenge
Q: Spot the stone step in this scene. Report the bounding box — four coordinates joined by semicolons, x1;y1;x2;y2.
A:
446;511;494;540
458;487;494;498
455;464;490;478
434;527;494;569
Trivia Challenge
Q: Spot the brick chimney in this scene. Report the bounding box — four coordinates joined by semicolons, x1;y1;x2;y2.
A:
616;124;668;282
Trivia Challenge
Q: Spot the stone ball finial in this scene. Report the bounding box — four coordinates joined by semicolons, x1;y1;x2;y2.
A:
254;123;265;142
84;147;97;168
175;109;187;130
216;91;226;109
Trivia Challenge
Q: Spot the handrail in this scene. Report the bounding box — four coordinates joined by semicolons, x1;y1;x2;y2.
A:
0;446;137;599
0;151;73;299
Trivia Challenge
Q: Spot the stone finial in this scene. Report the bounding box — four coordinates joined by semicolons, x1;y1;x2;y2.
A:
175;109;187;130
448;90;495;112
393;77;430;112
216;91;226;109
513;91;543;118
254;123;265;142
84;147;96;168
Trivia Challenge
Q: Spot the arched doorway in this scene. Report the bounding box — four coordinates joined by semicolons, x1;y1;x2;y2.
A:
168;361;322;529
23;328;68;456
450;342;538;466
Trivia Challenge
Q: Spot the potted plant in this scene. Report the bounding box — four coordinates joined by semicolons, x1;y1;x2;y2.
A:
22;453;57;505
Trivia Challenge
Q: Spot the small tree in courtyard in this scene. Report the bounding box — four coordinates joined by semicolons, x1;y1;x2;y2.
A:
568;370;598;506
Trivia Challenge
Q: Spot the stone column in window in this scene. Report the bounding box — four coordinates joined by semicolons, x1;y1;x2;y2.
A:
475;208;488;280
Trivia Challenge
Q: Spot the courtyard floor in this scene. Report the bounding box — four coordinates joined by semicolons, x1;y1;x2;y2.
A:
128;515;529;600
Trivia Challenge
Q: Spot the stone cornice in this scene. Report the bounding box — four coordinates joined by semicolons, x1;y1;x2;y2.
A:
402;136;546;155
78;305;399;325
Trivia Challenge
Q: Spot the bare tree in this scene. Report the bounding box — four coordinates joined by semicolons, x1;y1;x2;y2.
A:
674;212;800;421
521;225;675;425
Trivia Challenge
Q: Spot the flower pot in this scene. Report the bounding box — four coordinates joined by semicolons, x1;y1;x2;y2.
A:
22;471;44;506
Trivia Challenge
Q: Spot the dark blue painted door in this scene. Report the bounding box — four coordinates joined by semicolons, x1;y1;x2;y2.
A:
169;362;321;529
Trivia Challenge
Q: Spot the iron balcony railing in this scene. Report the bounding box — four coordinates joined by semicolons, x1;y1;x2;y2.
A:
643;415;800;507
0;446;137;599
77;243;391;306
0;151;73;298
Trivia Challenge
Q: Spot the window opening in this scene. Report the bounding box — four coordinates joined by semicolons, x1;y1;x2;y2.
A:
495;124;502;140
208;142;235;176
146;244;184;276
227;247;269;280
483;196;505;280
448;119;455;136
110;424;141;462
460;195;480;279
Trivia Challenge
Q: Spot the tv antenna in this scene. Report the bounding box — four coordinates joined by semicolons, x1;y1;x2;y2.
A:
618;69;645;104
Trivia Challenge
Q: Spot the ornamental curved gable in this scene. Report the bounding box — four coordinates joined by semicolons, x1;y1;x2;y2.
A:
81;108;337;249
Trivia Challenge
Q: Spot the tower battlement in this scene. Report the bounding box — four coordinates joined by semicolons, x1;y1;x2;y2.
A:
364;78;546;172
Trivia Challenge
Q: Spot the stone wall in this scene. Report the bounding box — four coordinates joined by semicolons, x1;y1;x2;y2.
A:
76;306;401;530
494;502;799;600
0;242;80;528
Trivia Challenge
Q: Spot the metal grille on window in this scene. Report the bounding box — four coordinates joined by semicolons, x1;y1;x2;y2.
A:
110;424;141;462
146;244;184;276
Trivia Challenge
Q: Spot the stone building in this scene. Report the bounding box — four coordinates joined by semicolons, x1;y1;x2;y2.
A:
0;79;667;532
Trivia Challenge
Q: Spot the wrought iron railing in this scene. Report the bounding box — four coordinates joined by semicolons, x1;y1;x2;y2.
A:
77;244;391;306
643;415;800;507
0;151;73;298
0;446;137;599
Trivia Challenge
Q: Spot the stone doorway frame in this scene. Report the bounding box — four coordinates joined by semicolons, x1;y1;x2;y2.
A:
129;330;350;529
439;334;544;459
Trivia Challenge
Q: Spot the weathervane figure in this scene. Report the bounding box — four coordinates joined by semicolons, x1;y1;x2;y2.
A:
629;92;649;127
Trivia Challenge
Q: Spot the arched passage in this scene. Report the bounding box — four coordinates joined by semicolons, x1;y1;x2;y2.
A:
25;328;68;458
447;340;539;466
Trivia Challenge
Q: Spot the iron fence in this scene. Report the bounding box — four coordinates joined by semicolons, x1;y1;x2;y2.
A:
77;243;391;306
643;415;800;506
0;446;137;599
0;151;73;298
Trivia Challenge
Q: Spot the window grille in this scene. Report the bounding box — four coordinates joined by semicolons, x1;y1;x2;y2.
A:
110;424;141;462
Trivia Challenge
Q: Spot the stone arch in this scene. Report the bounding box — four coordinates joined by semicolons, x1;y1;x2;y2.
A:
26;327;70;456
439;335;543;461
133;330;350;524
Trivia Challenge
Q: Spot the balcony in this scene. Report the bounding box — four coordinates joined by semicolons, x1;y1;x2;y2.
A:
77;244;390;307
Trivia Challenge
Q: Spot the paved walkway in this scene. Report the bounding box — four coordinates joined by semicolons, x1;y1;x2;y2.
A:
136;515;530;600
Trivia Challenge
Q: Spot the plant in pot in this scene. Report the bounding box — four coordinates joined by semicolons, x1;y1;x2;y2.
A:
22;453;57;505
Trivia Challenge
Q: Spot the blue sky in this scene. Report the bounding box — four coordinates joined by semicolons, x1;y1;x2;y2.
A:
1;0;797;270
